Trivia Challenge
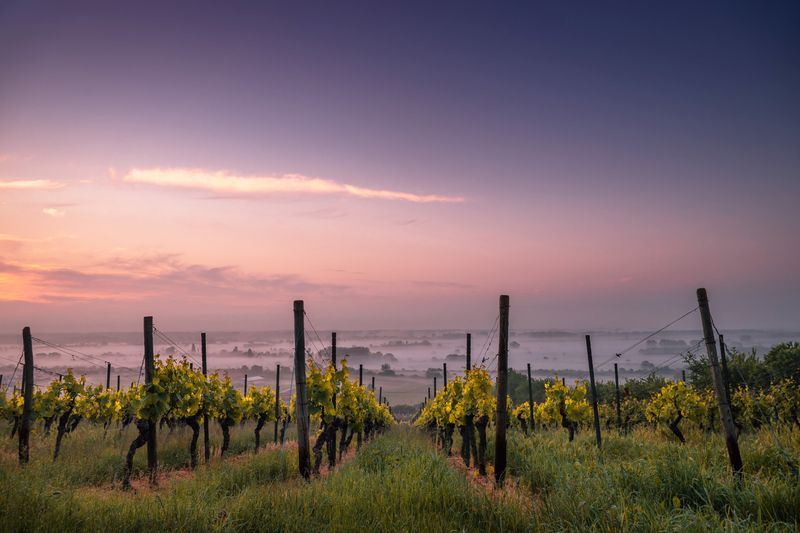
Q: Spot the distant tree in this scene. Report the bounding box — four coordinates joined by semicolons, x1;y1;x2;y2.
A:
379;363;396;376
425;368;443;379
764;342;800;383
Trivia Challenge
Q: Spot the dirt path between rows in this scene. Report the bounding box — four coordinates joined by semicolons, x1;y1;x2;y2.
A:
447;454;538;513
84;437;364;494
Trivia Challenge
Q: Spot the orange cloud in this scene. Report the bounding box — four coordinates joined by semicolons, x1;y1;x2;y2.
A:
123;167;464;203
42;208;66;217
0;179;65;190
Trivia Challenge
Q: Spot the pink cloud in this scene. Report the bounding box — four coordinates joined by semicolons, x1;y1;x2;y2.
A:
123;167;465;203
0;179;65;190
0;256;350;305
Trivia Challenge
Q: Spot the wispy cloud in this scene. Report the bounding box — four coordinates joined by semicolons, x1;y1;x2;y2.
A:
42;208;66;217
412;280;475;290
0;179;65;190
123;167;464;203
0;255;349;304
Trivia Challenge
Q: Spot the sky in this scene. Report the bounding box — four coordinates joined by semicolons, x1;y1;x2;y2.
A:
0;1;798;333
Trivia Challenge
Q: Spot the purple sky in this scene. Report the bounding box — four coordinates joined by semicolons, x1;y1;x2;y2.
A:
0;1;798;332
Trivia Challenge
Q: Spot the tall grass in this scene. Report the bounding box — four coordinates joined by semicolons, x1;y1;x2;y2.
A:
1;420;798;531
501;425;800;531
0;424;532;532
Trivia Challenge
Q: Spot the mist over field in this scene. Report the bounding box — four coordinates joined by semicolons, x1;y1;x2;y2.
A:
2;327;796;405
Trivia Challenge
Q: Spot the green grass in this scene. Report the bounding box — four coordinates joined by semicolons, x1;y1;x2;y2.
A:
499;425;800;532
0;424;531;532
1;420;798;532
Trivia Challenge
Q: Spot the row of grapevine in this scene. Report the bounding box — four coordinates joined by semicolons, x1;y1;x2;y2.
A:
415;368;799;471
507;377;800;444
414;368;499;474
303;359;393;473
0;354;393;488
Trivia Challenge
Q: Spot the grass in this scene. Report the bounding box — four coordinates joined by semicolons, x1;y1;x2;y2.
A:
0;423;531;532
498;425;800;532
1;420;798;532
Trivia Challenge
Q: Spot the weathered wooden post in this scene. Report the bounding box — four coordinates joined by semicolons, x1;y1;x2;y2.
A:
379;386;382;405
244;374;248;396
294;300;311;479
614;363;621;429
19;326;33;464
117;374;121;391
428;387;431;400
357;363;363;449
331;332;337;406
697;288;743;475
144;316;157;484
274;364;281;443
201;332;210;463
682;369;687;382
527;363;535;431
329;331;337;467
371;376;375;392
495;294;510;485
466;333;471;371
106;362;111;389
433;376;437;397
0;374;3;389
443;363;448;389
719;334;732;405
585;335;602;450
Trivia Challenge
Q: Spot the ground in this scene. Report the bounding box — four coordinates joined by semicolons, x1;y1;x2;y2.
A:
0;421;798;531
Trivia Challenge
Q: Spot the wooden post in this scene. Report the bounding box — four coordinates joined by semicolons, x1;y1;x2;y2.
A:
697;288;743;475
443;363;448;390
357;362;363;449
433;376;437;397
428;386;431;400
0;374;3;389
585;335;602;450
143;316;157;484
378;386;382;405
293;300;311;479
562;377;565;386
19;326;33;464
273;364;281;443
331;332;337;368
466;333;471;371
719;334;732;405
371;376;375;392
682;369;686;382
495;294;510;485
201;332;210;463
117;374;121;391
614;363;621;429
106;362;111;389
244;374;248;395
527;363;534;431
331;332;337;407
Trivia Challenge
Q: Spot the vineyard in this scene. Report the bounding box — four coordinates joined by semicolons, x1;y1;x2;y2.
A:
0;294;799;531
1;355;393;486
